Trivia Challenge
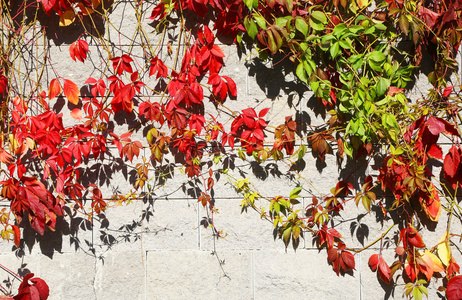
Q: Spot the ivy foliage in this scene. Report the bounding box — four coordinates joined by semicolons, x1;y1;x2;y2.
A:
1;0;462;298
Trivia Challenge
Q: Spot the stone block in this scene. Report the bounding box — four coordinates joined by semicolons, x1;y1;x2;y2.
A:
95;251;146;300
199;199;289;251
38;253;96;300
78;147;145;197
253;249;360;299
146;249;252;299
141;199;199;250
92;199;145;255
358;249;407;300
208;158;299;199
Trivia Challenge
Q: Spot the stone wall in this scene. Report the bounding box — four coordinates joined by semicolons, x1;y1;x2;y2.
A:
0;1;460;299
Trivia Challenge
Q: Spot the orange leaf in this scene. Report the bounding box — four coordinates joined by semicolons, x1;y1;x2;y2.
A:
70;108;83;120
12;225;20;247
63;79;80;104
49;78;61;99
59;10;75;26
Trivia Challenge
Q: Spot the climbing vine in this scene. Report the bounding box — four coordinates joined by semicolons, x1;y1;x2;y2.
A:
1;0;462;298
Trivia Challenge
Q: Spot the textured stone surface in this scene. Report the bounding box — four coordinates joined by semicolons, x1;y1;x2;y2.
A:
146;250;253;299
2;4;462;300
38;253;96;300
253;249;360;299
95;251;146;300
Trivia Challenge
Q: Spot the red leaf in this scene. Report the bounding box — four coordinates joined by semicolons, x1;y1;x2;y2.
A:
369;254;379;271
444;146;460;178
447;275;462;300
222;76;237;97
328;247;338;263
426;116;445;135
39;0;56;14
259;108;270;118
419;183;441;221
419;6;440;28
401;227;425;249
14;273;49;300
48;78;61;99
341;251;355;270
443;86;454;97
63;79;79;104
427;144;443;159
408;230;425;248
378;257;391;283
30;277;49;300
69;40;89;62
210;45;225;58
242;108;257;118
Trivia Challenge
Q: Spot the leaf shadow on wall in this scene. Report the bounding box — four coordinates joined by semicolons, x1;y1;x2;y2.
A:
247;55;308;101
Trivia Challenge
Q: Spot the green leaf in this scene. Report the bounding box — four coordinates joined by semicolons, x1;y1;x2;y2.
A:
309;19;325;31
349;25;364;34
296;62;308;83
311;11;327;24
382;113;399;130
243;0;256;10
305;59;316;76
295;17;309;37
289;186;302;199
330;42;340;58
333;23;348;38
362;195;371;212
412;287;423;300
364;26;375;35
236;31;243;44
298;144;307;160
418;285;428;297
374;23;387;31
282;226;292;246
321;33;336;44
244;17;258;39
310;80;319;93
369;51;386;63
266;30;278;54
274;202;281;214
276;16;291;28
253;14;266;29
348;54;364;70
376;77;390;97
344;141;353;158
339;40;351;49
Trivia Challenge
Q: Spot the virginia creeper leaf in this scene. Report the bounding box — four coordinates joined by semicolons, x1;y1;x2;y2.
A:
63;79;80;104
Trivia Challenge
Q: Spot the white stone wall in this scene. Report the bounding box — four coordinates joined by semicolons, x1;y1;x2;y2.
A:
1;1;460;299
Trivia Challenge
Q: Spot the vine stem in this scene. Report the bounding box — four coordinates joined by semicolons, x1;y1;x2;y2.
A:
0;263;22;281
352;222;396;254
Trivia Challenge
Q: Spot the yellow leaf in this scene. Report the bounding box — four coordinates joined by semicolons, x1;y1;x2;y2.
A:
59;10;75;27
26;138;35;150
356;0;369;8
424;250;445;272
8;134;20;153
437;232;451;266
